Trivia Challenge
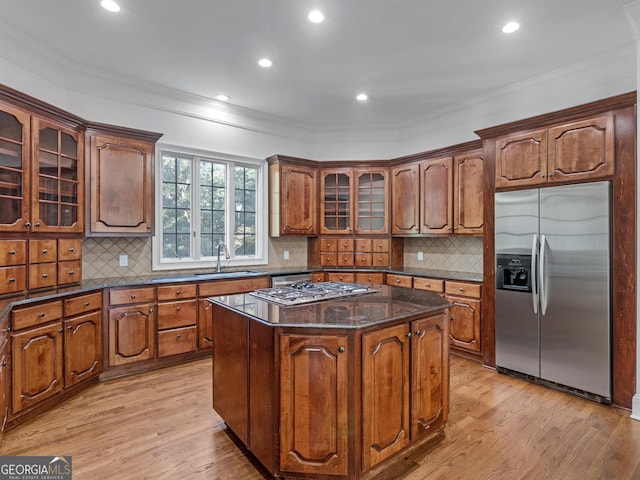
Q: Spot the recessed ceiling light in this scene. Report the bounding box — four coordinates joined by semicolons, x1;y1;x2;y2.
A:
356;93;368;101
258;58;273;68
100;0;120;12
308;10;324;23
502;21;520;34
214;94;229;102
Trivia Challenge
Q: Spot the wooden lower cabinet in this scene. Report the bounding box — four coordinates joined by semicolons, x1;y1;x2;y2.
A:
108;304;155;366
12;322;63;413
0;338;8;439
64;311;102;387
211;303;449;480
444;280;482;354
280;334;349;476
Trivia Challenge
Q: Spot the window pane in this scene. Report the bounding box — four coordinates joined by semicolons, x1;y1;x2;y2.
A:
162;154;191;259
233;166;257;256
199;159;226;257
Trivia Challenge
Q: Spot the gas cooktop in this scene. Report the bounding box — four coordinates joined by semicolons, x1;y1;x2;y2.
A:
250;282;378;306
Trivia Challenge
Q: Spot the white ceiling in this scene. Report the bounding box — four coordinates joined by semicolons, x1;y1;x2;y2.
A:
0;0;635;129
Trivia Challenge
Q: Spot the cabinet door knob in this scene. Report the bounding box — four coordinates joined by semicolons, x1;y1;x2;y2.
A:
414;330;421;335
69;247;75;253
35;222;41;227
58;328;63;333
406;332;412;338
42;273;48;278
67;325;73;330
8;250;16;255
541;174;546;178
338;346;345;353
8;277;15;283
24;222;31;227
69;271;75;275
42;249;48;254
147;225;152;229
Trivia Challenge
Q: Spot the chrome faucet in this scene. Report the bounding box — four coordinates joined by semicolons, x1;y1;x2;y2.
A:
216;242;230;272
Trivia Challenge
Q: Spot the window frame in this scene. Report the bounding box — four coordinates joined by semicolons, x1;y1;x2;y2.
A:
152;144;268;271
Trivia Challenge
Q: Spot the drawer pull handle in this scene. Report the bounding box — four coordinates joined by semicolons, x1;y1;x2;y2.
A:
395;279;401;283
425;283;431;287
42;273;48;278
69;247;75;253
42;249;48;254
176;334;181;339
38;312;45;317
176;290;181;294
147;225;152;229
67;326;73;330
0;361;5;367
415;330;422;335
8;250;16;255
83;302;90;307
8;278;15;283
131;294;136;299
459;288;465;292
176;306;181;311
58;328;63;333
69;271;75;275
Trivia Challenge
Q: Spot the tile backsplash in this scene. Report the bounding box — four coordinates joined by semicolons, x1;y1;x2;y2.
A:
403;236;483;273
82;235;482;280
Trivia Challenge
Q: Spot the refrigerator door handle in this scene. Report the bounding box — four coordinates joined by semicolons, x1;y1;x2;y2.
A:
531;234;539;314
540;234;548;315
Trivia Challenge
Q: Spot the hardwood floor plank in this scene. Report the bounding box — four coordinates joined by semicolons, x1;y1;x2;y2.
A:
2;356;639;479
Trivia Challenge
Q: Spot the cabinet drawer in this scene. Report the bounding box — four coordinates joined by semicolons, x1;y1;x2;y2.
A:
326;272;355;283
372;239;389;253
29;263;57;289
355;253;372;267
158;326;197;357
58;260;82;285
157;283;197;301
413;277;444;293
338;253;355;266
355;239;372;252
198;277;270;297
320;253;338;266
58;239;82;261
29;239;57;264
12;300;63;330
0;240;26;266
320;239;337;252
157;300;197;329
445;281;481;298
0;266;26;295
355;272;385;284
386;274;412;288
372;253;390;267
109;286;156;305
337;239;354;252
64;292;103;317
311;272;326;283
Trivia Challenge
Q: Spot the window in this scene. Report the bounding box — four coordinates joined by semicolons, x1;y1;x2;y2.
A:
152;145;267;270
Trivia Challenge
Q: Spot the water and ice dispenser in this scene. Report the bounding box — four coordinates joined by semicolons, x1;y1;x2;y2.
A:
496;254;532;292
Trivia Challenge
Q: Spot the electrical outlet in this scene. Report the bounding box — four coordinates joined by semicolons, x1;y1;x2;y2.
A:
417;251;424;261
119;254;128;267
283;250;290;260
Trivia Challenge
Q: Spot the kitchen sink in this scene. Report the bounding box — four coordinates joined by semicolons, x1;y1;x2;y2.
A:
151;270;263;283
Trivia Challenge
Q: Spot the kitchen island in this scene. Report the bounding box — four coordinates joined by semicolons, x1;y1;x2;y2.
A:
208;284;450;480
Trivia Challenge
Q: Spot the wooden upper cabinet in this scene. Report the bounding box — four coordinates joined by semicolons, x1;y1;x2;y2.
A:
87;127;162;236
453;150;483;235
354;168;389;234
320;169;353;234
391;163;420;234
420;157;453;234
0;103;30;233
0;97;84;234
495;113;614;189
548;114;614;183
268;159;318;236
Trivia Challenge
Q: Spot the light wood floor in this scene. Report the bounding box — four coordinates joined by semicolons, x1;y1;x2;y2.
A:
2;355;639;480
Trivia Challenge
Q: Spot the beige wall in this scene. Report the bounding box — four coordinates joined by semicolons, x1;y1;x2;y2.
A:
82;235;482;279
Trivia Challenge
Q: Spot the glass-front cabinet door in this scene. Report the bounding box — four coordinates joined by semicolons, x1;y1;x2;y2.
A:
355;169;388;234
320;170;353;234
0;104;30;232
31;117;83;233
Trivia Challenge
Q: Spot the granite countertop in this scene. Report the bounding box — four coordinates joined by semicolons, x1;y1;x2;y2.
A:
0;266;481;322
208;284;450;329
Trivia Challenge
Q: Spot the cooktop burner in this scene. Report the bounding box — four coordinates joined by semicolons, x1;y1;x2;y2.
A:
250;281;378;305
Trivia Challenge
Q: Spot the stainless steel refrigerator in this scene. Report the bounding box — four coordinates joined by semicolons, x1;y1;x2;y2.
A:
494;181;611;403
